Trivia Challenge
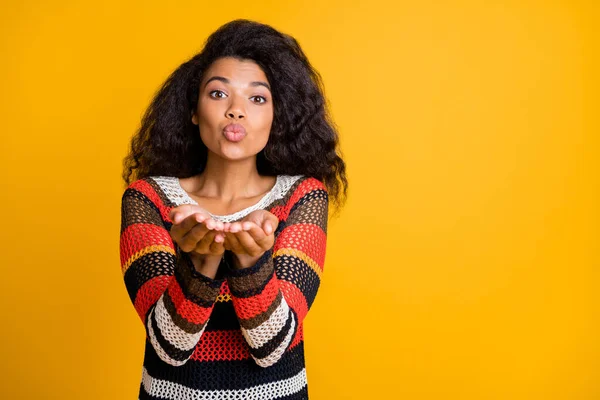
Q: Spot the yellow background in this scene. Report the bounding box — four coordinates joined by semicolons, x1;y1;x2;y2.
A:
1;0;598;398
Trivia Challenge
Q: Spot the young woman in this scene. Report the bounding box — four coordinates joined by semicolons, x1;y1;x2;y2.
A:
120;19;348;400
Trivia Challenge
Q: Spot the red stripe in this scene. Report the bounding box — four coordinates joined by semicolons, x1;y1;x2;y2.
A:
275;224;327;271
166;278;214;325
133;275;172;323
231;273;280;320
279;280;308;322
282;177;326;219
129;180;171;222
120;223;174;267
191;330;251;361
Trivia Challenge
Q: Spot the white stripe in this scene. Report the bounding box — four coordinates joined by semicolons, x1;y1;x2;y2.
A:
146;296;207;367
147;304;185;366
155;295;206;352
150;175;303;223
141;366;307;400
241;296;290;349
253;311;297;368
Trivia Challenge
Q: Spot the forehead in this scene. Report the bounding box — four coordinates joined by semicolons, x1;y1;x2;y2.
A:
202;57;268;83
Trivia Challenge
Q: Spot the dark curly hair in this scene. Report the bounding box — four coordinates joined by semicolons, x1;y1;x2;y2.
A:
122;19;348;216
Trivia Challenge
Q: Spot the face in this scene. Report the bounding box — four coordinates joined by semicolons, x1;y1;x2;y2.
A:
192;57;274;160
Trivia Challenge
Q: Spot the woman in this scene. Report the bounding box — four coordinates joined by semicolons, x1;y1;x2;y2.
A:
120;19;348;400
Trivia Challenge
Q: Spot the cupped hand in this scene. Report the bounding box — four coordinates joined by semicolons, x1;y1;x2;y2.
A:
222;209;279;258
168;205;226;257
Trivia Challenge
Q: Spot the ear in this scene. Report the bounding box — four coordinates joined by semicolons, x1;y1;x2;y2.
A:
191;111;198;125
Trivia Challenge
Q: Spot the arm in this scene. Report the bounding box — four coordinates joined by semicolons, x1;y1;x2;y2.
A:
225;177;328;367
119;180;224;366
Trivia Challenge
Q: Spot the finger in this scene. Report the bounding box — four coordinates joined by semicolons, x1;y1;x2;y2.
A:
170;212;209;241
180;219;212;252
214;231;226;243
169;204;198;224
194;229;219;254
228;221;243;233
243;222;271;247
263;220;273;235
222;236;232;251
204;218;225;231
224;231;245;254
232;227;263;256
208;239;225;255
266;214;279;234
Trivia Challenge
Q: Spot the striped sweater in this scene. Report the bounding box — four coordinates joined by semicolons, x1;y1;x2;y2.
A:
119;174;328;400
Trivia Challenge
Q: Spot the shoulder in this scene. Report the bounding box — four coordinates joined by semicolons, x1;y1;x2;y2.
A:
122;176;176;209
278;175;328;209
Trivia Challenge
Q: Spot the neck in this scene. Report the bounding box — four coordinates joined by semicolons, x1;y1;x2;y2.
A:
192;152;265;201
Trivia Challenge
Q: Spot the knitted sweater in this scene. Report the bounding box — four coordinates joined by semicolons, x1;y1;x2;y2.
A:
119;174;328;400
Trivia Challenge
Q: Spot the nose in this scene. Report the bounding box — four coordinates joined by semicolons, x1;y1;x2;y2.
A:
225;95;245;120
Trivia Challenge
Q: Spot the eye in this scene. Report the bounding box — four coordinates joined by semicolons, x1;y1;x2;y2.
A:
251;96;267;104
209;90;226;99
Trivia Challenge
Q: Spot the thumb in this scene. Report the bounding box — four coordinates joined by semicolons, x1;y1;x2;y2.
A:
263;220;272;235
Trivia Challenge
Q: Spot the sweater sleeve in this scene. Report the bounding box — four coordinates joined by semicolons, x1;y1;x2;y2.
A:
225;177;328;367
119;180;225;366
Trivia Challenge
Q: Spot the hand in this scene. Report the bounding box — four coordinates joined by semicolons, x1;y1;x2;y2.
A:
222;210;279;267
168;205;226;257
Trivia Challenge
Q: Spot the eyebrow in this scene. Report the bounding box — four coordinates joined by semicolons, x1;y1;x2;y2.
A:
203;76;271;92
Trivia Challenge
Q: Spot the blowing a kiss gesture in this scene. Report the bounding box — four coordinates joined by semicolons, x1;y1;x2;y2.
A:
168;205;279;271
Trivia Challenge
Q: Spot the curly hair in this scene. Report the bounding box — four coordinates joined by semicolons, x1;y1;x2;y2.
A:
122;19;348;216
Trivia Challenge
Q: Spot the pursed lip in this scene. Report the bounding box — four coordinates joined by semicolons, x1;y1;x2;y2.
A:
223;123;247;135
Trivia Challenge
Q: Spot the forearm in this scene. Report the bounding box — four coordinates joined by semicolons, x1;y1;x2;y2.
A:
145;249;224;366
189;253;223;279
229;252;263;269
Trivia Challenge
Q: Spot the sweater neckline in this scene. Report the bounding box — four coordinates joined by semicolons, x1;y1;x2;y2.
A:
173;175;282;221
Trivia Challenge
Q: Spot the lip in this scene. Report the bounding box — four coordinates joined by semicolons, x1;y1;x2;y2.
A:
223;123;247;135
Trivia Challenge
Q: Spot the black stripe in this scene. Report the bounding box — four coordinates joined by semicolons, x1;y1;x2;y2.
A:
173;259;220;308
250;307;296;360
121;188;163;235
287;188;327;218
149;305;196;363
143;338;306;391
204;301;240;331
275;385;309;400
227;250;275;299
274;254;321;309
228;270;274;299
124;250;175;304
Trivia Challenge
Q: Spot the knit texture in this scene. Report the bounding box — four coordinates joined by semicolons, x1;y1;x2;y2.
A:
119;174;328;400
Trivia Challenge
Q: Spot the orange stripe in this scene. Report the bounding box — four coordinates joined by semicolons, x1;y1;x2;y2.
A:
275;223;326;272
121;244;175;275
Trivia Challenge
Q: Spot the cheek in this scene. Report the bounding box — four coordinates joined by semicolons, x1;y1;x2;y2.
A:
197;102;215;123
255;106;274;130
